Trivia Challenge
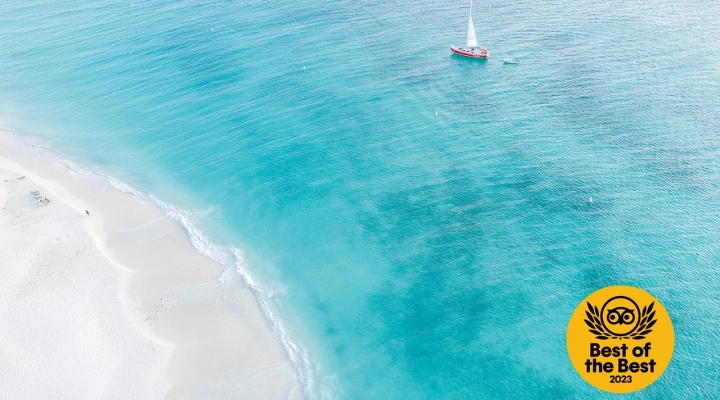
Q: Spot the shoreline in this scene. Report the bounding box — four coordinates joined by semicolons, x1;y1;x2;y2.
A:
0;130;304;399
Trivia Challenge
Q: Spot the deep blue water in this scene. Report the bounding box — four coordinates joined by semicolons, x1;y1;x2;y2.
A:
2;1;720;398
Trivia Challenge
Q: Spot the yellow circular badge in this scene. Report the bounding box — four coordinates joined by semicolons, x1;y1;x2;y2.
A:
566;286;674;393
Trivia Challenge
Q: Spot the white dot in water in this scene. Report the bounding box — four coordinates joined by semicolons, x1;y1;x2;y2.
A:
589;197;593;203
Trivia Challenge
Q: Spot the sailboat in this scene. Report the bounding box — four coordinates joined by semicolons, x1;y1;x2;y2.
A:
450;0;488;58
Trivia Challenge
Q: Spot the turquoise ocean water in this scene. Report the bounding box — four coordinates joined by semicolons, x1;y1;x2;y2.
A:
2;1;720;398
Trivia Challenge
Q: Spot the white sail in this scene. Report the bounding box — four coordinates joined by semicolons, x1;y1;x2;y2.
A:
467;16;478;47
466;1;478;47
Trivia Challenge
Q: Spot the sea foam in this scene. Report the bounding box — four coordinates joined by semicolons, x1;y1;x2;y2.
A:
103;174;318;400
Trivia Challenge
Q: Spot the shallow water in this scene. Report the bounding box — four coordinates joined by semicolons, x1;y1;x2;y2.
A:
2;0;720;398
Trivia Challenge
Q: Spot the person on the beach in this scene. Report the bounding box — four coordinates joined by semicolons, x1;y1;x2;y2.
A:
86;210;90;215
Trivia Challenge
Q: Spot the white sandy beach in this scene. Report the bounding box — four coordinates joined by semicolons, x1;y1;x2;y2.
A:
0;131;302;399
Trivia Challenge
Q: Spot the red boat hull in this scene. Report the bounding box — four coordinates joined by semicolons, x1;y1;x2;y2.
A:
450;45;488;59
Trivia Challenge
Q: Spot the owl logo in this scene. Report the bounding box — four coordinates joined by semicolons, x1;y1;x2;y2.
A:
583;295;658;340
606;306;635;326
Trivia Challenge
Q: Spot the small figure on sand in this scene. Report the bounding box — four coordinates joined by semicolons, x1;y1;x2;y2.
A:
156;310;160;318
30;190;49;205
160;298;165;307
86;210;90;216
